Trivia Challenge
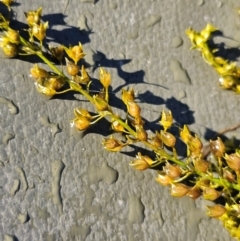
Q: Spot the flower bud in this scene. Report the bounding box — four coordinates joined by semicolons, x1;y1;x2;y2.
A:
122;88;134;105
163;163;182;179
66;59;80;76
129;152;155;171
186;186;201;200
160;110;173;131
155;172;173;186
135;125;148;141
30;64;49;79
194;158;209;173
210;137;225;157
25;7;42;26
225;153;240;172
160;131;176;147
102;136;124;152
126;100;141;118
93;95;109;111
207;205;226;218
99;67;111;89
202;187;220;201
170;183;190;197
2;42;17;57
63;43;85;64
73;115;90;131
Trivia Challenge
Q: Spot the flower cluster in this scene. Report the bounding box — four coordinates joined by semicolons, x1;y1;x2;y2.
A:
186;24;240;92
1;2;240;240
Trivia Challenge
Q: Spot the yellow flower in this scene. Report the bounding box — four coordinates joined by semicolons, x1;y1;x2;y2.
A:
160;110;173;131
31;21;48;42
0;0;14;9
63;43;85;64
30;64;49;79
25;7;42;26
121;88;134;105
99;67;111;88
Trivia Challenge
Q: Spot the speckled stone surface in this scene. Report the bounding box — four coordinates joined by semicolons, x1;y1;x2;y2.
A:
1;0;240;240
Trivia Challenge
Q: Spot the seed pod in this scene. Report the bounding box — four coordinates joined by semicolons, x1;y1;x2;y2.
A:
225;153;240;172
163;163;182;179
111;119;125;132
49;45;64;62
223;169;236;183
155;172;173;186
151;131;162;148
194;158;209;173
170;183;190;197
35;83;56;96
202;187;220;201
136;125;148;141
45;77;65;90
207;205;226;218
93;95;109;111
66;59;80;76
102;136;124;152
74;108;92;119
210;137;225;157
73;115;90;131
129;152;155;171
126;100;141;118
160;131;176;147
187;186;201;200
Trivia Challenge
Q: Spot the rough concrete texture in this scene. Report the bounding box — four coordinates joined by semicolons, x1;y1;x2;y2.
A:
0;0;240;240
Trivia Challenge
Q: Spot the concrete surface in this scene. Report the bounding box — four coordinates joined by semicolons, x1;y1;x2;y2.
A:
1;0;240;240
